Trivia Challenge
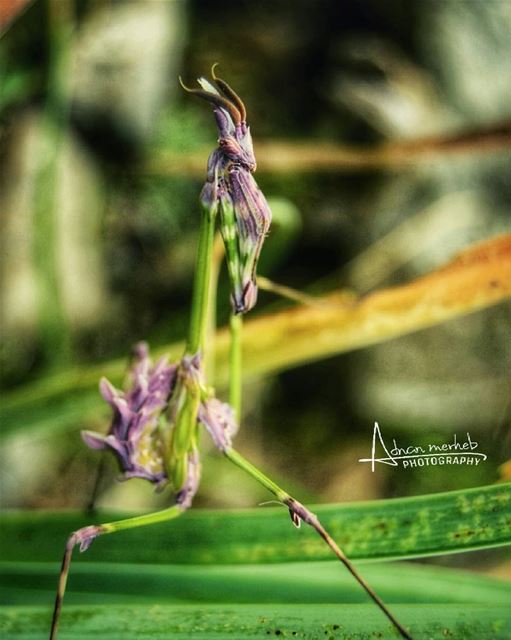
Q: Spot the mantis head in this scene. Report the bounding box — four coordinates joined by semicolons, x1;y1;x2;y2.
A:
180;64;257;172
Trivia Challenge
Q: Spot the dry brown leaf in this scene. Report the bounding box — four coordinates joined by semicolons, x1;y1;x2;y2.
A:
211;234;511;385
146;123;511;176
0;0;33;32
2;235;509;426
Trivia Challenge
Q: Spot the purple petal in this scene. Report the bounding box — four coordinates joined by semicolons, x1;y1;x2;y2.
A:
103;434;131;463
94;342;178;488
112;397;132;429
99;377;120;407
81;430;108;450
132;341;149;361
198;398;238;452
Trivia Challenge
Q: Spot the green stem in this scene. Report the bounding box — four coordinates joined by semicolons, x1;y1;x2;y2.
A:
229;313;243;420
186;206;217;356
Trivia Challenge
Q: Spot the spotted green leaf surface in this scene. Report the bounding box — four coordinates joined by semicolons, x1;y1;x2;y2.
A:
3;484;510;565
1;603;510;639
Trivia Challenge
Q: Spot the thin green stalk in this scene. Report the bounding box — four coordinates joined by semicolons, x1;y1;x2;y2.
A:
186;207;217;356
229;313;243;420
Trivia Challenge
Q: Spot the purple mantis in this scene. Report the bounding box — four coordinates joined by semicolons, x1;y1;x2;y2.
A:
49;66;412;640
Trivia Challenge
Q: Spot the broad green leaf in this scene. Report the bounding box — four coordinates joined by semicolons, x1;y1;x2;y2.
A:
1;603;510;639
2;561;510;606
2;484;510;565
1;235;510;440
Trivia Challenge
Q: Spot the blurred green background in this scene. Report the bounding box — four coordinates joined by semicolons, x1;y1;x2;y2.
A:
1;0;510;583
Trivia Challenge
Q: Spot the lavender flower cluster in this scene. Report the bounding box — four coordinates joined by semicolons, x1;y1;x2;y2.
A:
82;343;237;507
82;343;176;488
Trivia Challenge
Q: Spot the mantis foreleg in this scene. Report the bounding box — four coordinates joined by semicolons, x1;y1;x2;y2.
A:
228;312;243;420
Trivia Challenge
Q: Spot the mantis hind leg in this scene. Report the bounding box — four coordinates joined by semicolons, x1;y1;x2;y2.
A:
223;447;413;640
49;504;185;640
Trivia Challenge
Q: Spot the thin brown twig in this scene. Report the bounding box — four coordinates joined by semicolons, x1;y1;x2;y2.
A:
257;275;340;307
144;121;511;176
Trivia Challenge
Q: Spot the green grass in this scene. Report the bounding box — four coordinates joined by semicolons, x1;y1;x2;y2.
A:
2;485;509;638
2;484;510;565
1;603;510;639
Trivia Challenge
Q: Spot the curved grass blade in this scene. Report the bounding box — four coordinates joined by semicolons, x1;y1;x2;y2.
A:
1;603;510;639
2;234;510;441
2;484;510;565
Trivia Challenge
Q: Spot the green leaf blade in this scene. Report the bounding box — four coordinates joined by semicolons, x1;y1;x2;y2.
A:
1;604;510;639
2;484;510;565
2;561;510;607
